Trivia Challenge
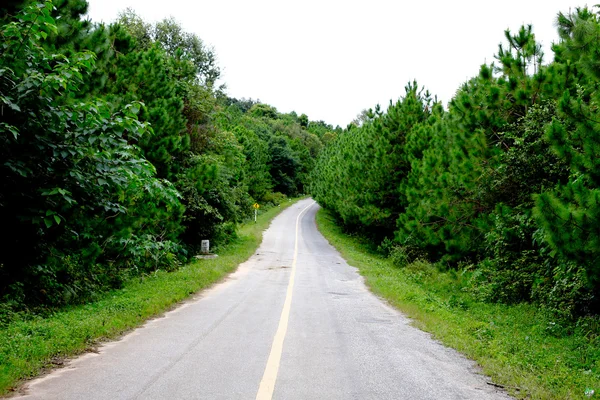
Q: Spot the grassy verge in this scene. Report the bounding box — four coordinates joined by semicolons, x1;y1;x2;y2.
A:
316;207;599;400
0;198;302;396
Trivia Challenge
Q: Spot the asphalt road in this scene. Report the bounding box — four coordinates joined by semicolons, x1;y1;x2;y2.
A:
17;198;511;400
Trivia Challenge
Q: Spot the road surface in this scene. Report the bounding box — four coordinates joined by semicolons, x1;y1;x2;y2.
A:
16;198;511;400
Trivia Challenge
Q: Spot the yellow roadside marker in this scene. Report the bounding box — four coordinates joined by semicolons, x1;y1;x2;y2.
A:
254;203;260;222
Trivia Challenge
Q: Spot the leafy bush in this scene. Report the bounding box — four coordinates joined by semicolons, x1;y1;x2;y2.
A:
262;192;288;206
0;2;182;306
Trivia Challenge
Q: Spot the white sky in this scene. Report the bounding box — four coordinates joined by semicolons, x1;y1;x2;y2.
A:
86;0;584;127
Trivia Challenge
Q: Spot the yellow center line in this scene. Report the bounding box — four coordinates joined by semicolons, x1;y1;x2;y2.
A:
255;201;315;400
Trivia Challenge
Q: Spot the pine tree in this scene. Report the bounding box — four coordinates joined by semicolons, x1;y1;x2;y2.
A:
533;7;600;313
311;82;434;239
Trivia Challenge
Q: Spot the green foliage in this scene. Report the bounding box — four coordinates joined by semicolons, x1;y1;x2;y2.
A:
215;99;322;197
268;135;300;194
249;103;278;119
231;125;271;199
0;2;322;313
117;10;220;88
104;44;189;179
0;2;184;306
0;198;302;396
311;7;600;318
532;8;600;315
311;82;437;240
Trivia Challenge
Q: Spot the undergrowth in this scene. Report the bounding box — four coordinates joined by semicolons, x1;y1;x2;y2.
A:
0;198;302;396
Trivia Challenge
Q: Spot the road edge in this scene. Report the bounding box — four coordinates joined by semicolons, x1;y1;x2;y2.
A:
0;197;307;398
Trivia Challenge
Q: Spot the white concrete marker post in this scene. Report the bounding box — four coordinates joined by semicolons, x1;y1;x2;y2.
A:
201;240;210;255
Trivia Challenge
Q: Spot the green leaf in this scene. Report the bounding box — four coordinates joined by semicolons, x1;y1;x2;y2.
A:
63;195;76;205
130;103;140;115
44;188;59;196
53;215;61;224
3;124;19;140
43;218;53;228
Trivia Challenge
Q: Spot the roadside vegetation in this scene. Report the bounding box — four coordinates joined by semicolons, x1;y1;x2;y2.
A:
311;8;600;321
0;1;330;394
3;0;600;398
316;208;599;399
0;1;337;318
310;5;600;399
0;198;301;396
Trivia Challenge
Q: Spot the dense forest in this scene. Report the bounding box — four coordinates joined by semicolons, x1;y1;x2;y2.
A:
0;0;337;314
311;8;600;319
2;0;599;325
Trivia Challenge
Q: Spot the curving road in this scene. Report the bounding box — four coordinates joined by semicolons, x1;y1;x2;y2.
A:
17;198;511;400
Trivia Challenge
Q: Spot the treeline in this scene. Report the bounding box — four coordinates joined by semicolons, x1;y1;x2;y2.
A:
311;9;600;319
0;0;336;312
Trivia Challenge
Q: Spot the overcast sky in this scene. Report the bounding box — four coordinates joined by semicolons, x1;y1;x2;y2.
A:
86;1;584;127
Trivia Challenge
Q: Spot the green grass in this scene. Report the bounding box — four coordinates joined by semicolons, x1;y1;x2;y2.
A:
316;207;600;400
0;198;302;396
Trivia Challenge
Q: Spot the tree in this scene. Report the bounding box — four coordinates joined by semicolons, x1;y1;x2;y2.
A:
268;136;299;195
311;82;436;239
533;7;600;315
0;2;183;305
